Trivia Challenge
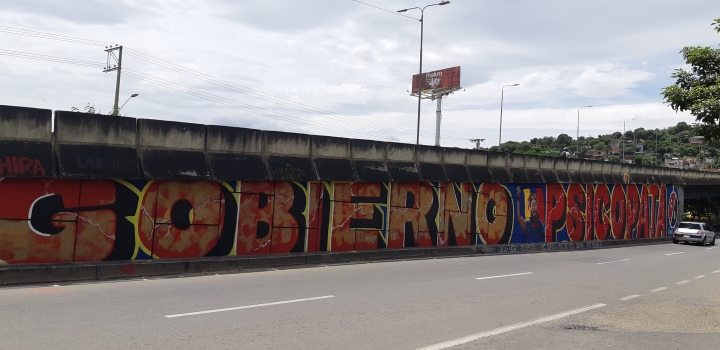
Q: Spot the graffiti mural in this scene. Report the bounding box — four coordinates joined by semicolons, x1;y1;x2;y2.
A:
0;178;682;264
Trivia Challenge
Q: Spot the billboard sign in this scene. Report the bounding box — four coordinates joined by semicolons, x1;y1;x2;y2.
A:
411;66;461;94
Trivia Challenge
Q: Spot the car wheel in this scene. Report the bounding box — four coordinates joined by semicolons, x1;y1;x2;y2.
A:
711;236;716;246
701;237;707;246
673;239;679;244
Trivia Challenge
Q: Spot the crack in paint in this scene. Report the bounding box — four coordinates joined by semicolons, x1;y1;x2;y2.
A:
332;205;375;231
60;211;115;240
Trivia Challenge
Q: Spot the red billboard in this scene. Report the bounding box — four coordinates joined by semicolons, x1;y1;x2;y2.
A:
412;66;461;94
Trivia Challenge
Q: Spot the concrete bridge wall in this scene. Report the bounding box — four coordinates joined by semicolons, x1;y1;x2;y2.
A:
0;105;697;265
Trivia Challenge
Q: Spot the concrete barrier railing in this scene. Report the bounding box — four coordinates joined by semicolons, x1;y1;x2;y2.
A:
1;104;719;185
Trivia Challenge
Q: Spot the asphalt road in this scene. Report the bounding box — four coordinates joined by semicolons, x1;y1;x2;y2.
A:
2;243;720;350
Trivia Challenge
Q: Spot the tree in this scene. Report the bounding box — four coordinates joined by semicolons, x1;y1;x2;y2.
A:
556;133;573;147
71;103;102;114
608;155;621;163
663;18;720;142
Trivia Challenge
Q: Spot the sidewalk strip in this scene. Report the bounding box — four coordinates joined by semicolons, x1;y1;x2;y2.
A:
415;303;606;350
475;272;533;281
165;295;335;318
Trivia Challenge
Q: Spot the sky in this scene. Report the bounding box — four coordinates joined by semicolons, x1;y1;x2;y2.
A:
0;0;718;149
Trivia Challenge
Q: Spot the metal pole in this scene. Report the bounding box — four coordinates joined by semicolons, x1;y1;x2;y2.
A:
576;108;580;156
499;88;504;147
416;11;424;145
112;46;123;116
434;96;442;146
622;120;626;162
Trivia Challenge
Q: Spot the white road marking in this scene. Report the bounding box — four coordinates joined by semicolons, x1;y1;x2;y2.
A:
707;247;716;250
650;287;667;292
596;259;629;265
475;272;533;281
665;252;685;256
165;295;335;318
52;284;60;287
714;270;720;274
415;304;606;350
677;280;690;285
620;295;640;301
695;275;706;279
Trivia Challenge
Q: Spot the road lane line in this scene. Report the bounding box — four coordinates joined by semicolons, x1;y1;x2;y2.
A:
665;252;685;256
415;304;606;350
695;275;706;279
677;280;690;285
596;259;629;265
714;270;720;274
620;295;640;301
707;247;716;250
650;287;667;292
475;272;533;280
165;295;335;318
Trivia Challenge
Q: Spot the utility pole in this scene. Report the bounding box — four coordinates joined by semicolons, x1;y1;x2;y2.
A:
104;45;123;116
470;138;485;150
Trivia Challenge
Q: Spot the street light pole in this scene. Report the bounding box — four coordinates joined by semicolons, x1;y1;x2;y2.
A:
118;93;139;112
499;83;519;148
622;117;636;163
576;106;592;157
398;1;450;145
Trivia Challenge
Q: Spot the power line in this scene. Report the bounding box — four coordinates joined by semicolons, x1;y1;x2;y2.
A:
0;25;472;141
123;68;393;141
351;0;418;20
123;49;467;140
0;47;395;140
0;26;111;46
0;49;105;67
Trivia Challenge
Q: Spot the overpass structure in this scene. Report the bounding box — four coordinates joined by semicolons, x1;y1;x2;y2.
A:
0;104;717;265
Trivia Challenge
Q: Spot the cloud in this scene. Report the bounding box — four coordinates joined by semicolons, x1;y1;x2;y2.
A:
0;0;155;25
0;0;717;149
570;64;655;98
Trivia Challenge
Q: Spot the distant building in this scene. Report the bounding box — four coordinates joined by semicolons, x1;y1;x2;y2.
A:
586;149;607;160
665;158;683;169
690;136;705;145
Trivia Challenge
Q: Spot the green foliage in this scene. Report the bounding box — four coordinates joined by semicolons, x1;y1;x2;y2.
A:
70;103;102;114
608;155;621;163
662;18;720;142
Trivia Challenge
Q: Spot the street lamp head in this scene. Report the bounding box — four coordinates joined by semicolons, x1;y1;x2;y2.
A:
397;8;408;12
438;1;450;5
512;83;519;86
130;93;139;98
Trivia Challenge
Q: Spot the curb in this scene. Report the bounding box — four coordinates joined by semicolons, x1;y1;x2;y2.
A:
0;238;671;286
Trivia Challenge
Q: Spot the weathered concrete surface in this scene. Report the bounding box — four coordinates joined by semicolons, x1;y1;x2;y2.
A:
138;118;210;179
2;103;720;186
0;105;56;178
55;111;136;146
0;105;52;140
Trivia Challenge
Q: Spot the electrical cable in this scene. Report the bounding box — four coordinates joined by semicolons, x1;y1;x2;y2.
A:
0;25;471;141
0;49;106;67
123;68;394;141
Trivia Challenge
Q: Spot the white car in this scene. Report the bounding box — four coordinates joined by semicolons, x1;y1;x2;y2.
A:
673;221;717;246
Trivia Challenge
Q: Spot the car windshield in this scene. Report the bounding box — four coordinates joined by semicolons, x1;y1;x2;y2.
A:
679;223;701;230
